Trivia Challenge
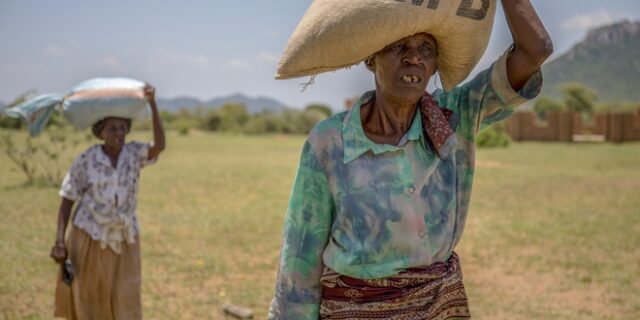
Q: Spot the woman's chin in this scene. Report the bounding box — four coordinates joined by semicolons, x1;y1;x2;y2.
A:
105;141;125;150
387;86;426;104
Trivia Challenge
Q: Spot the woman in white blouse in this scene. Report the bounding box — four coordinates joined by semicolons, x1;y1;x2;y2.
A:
50;84;165;320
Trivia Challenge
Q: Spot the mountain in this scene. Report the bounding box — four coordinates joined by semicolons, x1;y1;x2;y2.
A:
205;93;287;114
156;93;288;114
156;96;203;112
541;20;640;102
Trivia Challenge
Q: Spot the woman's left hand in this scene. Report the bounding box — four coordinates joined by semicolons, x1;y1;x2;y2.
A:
50;243;67;264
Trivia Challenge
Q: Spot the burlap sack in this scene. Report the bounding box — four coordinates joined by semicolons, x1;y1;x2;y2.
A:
276;0;497;91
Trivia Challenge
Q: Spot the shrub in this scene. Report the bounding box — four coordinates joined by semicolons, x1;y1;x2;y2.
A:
202;110;222;131
0;113;23;129
476;124;511;148
218;104;250;132
0;122;92;187
534;96;565;120
243;117;268;135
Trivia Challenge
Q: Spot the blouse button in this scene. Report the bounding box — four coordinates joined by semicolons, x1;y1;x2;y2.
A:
408;187;416;194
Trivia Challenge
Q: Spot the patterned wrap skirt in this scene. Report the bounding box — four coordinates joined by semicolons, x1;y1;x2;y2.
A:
319;252;470;320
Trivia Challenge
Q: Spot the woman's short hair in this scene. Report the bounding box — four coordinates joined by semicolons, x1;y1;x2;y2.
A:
91;117;132;139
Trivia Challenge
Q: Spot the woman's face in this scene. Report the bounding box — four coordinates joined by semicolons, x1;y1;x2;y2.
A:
100;117;129;150
370;33;437;104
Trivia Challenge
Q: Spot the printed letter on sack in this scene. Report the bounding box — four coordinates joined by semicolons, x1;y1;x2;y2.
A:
456;0;490;20
394;0;439;9
427;0;440;9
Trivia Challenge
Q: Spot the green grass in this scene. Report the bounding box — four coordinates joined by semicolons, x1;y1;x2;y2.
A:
1;130;638;319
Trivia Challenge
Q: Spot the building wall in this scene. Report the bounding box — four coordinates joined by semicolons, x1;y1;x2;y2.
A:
506;111;640;143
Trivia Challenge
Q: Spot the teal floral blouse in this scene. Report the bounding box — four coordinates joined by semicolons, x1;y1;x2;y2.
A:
269;48;543;319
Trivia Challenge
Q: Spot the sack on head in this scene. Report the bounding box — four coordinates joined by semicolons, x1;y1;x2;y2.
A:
4;78;148;136
276;0;497;91
62;78;148;130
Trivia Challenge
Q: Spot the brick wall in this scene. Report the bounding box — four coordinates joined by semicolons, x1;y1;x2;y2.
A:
506;111;640;143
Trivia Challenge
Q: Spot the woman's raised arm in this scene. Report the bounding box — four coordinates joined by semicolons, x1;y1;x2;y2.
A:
144;84;166;160
501;0;554;91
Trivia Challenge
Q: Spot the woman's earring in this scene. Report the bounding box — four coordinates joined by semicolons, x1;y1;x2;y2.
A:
366;58;374;70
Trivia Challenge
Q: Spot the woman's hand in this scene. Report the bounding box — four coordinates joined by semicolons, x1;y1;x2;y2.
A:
53;198;73;264
144;84;157;106
50;242;67;264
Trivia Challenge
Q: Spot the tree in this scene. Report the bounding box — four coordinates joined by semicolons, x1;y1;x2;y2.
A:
202;110;222;131
533;96;564;120
561;83;597;116
159;110;177;125
0;112;22;129
0;89;37;129
304;103;333;118
298;109;328;134
217;103;250;132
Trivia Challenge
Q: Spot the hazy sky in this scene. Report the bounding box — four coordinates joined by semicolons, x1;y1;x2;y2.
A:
1;1;639;110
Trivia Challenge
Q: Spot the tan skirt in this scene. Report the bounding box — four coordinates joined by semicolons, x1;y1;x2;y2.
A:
54;225;141;320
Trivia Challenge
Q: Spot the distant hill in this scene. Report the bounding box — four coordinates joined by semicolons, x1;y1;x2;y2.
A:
156;96;202;112
542;20;640;103
157;93;288;114
206;93;287;114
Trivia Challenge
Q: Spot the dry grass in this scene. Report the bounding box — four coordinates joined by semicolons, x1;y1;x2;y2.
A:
0;130;638;319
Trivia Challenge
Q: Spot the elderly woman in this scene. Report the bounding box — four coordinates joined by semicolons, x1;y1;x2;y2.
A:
50;85;165;319
269;0;552;319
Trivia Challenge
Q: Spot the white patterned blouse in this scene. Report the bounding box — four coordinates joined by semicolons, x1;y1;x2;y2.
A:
59;141;156;254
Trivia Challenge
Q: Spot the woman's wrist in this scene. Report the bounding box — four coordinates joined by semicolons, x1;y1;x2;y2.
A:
55;237;65;246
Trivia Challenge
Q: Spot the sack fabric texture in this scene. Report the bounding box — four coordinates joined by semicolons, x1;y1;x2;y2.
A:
276;0;497;91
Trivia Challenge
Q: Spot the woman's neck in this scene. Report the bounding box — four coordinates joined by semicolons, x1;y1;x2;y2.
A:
101;144;122;168
361;93;417;145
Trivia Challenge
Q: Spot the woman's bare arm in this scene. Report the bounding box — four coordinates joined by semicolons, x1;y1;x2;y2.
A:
501;0;554;90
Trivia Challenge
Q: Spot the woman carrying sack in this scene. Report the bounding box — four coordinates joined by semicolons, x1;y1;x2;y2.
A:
49;84;165;319
270;0;552;319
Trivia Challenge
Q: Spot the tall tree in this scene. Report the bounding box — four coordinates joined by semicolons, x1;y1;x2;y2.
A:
561;83;597;115
533;96;565;120
304;104;333;118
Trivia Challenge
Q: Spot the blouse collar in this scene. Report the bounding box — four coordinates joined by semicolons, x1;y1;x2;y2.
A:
341;91;424;164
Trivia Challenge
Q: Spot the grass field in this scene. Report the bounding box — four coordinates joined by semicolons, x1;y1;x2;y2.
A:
1;130;639;319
